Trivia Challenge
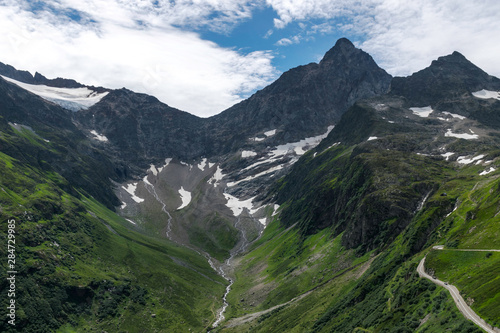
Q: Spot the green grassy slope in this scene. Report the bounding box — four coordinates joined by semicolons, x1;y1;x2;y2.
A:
426;250;500;327
0;135;226;332
216;101;500;332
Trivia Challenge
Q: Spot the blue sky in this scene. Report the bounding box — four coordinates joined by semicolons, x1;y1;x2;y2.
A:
1;0;499;117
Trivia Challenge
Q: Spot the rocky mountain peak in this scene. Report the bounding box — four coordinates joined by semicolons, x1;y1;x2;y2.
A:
390;51;500;106
208;38;392;156
320;37;358;64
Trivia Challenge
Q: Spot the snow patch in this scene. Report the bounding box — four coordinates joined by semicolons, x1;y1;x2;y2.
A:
264;129;276;137
441;152;455;161
294;146;306;155
197;158;207;171
472;89;500;101
272;204;280;216
1;75;108;110
177;187;191;210
445;129;478;140
368;136;378;141
457;155;485;165
149;164;158;176
442;112;466;120
223;194;257;216
208;162;215;168
479;167;496;176
259;218;267;226
122;183;145;203
241;150;257;158
270;125;334;158
143;175;152;186
125;218;137;225
90;130;108;142
242;155;283;172
318;142;341;155
120;202;127;209
227;164;284;187
157;158;172;173
208;166;224;187
410;106;433;118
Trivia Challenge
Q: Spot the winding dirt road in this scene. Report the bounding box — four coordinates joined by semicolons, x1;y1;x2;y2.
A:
417;255;500;333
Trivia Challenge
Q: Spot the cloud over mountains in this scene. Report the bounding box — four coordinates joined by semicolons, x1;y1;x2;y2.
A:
0;0;499;117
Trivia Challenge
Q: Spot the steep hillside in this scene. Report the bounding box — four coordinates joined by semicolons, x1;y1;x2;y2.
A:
0;76;226;332
215;52;500;332
0;152;227;332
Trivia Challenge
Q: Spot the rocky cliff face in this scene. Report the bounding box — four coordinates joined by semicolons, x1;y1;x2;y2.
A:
72;38;392;187
0;76;120;208
390;52;500;127
74;88;206;173
275;51;500;252
205;38;392;156
390;52;500;105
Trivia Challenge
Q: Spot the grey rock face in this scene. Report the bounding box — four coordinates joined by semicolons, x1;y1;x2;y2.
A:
390;51;500;105
205;38;392;156
70;38;392;175
74;88;206;172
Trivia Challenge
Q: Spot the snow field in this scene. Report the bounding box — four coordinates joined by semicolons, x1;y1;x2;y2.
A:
223;193;258;216
90;130;108;142
472;89;500;101
445;129;478;140
177;187;192;210
1;75;108;110
122;183;145;203
410;106;433;118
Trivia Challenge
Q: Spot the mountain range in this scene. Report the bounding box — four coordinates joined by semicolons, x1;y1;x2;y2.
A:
0;38;499;332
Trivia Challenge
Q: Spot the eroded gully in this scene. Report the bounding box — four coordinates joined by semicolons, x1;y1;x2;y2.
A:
211;216;250;328
144;180;251;329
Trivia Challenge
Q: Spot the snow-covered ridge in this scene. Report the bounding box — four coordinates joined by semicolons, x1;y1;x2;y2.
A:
472;89;500;101
1;75;108;111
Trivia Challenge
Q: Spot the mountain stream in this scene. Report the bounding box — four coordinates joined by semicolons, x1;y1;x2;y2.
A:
144;178;251;329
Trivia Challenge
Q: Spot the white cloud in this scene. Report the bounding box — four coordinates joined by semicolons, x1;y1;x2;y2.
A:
356;1;500;77
276;35;301;46
0;0;277;117
1;0;499;119
264;29;274;38
266;0;500;77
